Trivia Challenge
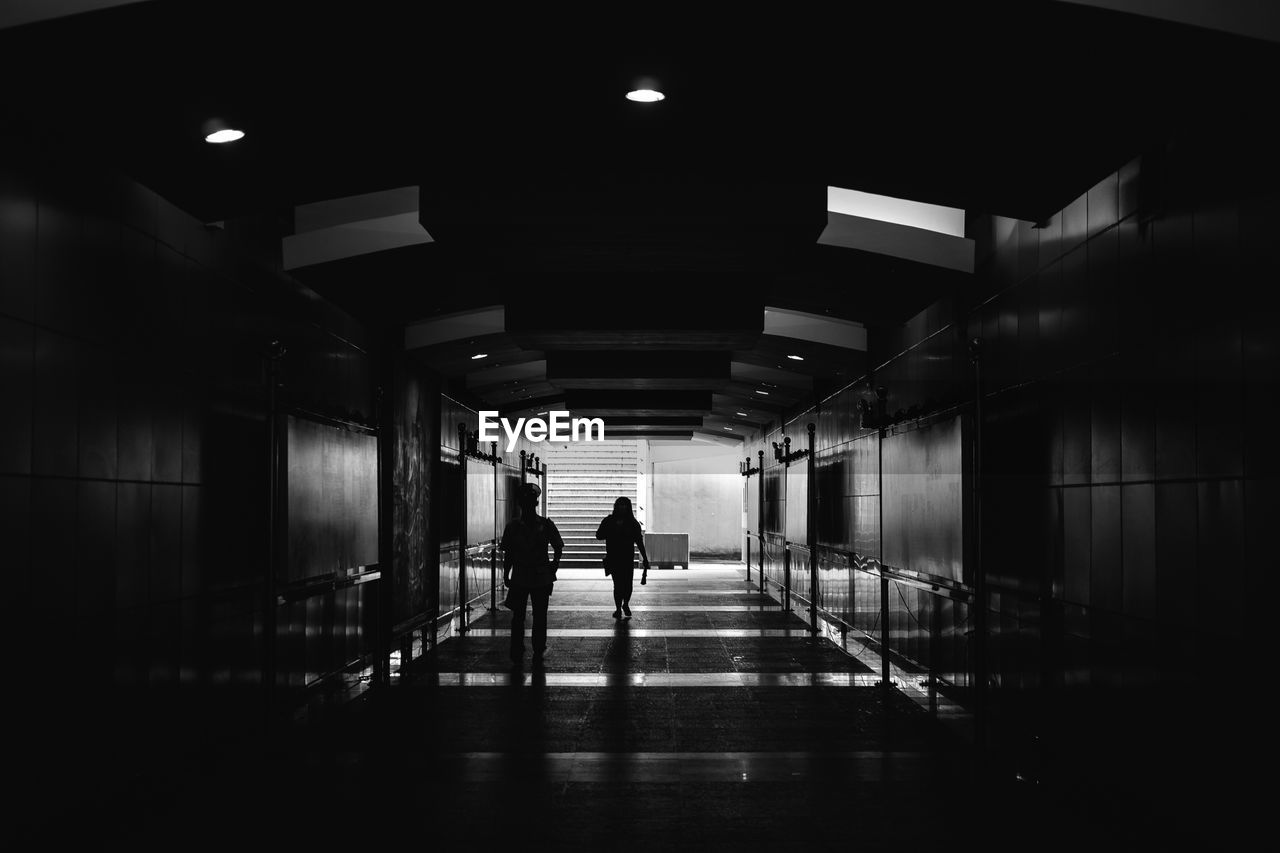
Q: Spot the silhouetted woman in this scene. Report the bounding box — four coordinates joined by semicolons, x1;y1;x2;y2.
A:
596;496;650;619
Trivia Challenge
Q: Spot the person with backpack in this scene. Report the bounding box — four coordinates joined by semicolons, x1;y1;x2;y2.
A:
501;482;563;666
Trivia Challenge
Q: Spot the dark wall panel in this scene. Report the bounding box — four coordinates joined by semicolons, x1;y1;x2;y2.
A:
745;135;1272;801
881;415;963;582
392;362;438;626
32;330;78;477
0;315;33;474
2;134;380;779
0;168;38;321
285;416;378;581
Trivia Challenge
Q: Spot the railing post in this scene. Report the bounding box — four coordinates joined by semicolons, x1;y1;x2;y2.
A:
781;436;790;612
457;423;469;635
807;422;818;636
264;340;286;727
491;441;499;615
877;386;891;691
758;450;765;594
374;378;392;690
744;457;752;585
970;337;987;747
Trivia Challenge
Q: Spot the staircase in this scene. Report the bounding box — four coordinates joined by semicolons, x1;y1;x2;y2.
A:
542;440;640;570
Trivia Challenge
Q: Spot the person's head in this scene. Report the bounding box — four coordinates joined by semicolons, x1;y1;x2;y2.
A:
612;496;633;519
518;482;542;516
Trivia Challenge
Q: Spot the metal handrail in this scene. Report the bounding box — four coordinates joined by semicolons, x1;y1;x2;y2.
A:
739;532;975;604
276;566;382;605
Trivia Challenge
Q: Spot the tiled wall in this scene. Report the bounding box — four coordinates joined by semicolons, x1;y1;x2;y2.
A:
1;134;377;783
749;133;1278;790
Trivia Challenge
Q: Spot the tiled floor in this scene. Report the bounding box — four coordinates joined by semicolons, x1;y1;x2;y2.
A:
356;565;972;847
24;565;1218;847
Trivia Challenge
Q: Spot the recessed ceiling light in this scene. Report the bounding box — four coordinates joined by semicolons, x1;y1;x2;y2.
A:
626;89;665;102
471;353;488;360
787;354;804;361
736;412;748;417
723;426;733;431
204;128;244;144
755;390;769;396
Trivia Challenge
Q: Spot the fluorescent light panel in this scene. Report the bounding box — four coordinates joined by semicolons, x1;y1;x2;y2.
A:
827;186;965;238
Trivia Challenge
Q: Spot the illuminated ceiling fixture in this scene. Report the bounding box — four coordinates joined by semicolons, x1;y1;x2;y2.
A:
204;128;245;144
755;390;769;396
787;354;804;361
471;353;488;360
723;426;733;431
626;89;664;102
736;412;748;417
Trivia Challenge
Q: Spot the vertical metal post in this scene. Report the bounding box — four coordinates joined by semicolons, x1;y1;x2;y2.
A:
877;386;891;691
807;423;818;636
540;462;547;516
491;442;498;615
781;436;790;612
519;450;527;486
374;379;392;689
970;337;987;746
744;458;752;585
457;423;469;635
264;341;285;727
757;450;765;594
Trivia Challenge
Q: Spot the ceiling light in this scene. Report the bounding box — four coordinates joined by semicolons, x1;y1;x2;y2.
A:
723;426;733;431
787;354;804;361
204;128;245;144
736;412;748;417
471;353;488;360
755;390;769;396
626;89;665;102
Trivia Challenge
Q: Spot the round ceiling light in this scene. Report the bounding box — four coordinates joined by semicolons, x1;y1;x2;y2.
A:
626;89;665;102
204;128;245;144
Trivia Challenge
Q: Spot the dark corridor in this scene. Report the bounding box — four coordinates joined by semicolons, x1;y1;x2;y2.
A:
3;2;1277;848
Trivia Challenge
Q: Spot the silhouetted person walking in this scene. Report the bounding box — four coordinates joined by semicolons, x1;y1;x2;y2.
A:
502;482;562;666
596;496;650;619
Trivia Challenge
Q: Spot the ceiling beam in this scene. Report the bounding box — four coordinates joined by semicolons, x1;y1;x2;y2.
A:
547;351;730;389
0;0;150;30
565;390;712;418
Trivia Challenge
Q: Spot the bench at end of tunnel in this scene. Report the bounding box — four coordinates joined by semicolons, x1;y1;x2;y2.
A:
643;532;689;569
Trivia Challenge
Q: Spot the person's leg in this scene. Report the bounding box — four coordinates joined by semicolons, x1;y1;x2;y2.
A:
611;575;623;618
620;569;634;616
509;587;531;662
531;586;551;660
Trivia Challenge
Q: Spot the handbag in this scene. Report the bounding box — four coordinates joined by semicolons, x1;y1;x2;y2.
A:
601;557;611;576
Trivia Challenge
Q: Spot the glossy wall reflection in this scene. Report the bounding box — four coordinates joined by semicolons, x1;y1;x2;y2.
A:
747;133;1278;794
1;135;378;791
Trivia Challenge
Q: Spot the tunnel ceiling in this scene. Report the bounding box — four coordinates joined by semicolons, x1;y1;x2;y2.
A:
4;0;1277;439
